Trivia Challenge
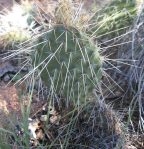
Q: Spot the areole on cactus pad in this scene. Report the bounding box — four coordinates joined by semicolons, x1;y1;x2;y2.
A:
32;25;102;102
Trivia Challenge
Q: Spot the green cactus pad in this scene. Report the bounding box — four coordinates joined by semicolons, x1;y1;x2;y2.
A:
32;26;102;101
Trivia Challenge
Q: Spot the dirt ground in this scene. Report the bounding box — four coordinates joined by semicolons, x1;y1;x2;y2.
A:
0;82;20;127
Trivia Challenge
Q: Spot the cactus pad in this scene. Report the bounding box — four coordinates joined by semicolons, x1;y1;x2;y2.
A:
32;26;102;101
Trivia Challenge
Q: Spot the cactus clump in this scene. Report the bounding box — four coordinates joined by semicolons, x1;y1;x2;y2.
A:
0;30;30;48
32;25;102;102
89;0;137;37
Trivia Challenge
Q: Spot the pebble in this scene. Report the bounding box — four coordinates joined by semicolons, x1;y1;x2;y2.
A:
21;67;28;72
3;74;11;82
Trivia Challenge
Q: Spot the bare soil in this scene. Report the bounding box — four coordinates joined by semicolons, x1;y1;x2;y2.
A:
0;82;20;127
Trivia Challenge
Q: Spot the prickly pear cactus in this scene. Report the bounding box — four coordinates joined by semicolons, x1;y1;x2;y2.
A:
32;26;102;101
89;0;137;37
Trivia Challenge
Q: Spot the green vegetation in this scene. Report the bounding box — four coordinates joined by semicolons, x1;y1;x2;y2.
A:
89;0;137;37
0;0;143;148
32;25;102;103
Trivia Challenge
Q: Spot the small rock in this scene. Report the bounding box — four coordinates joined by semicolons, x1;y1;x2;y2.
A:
3;74;11;82
21;67;28;72
0;61;15;77
40;115;48;122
